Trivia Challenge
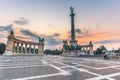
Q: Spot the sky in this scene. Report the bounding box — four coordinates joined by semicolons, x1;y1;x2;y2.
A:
0;0;120;50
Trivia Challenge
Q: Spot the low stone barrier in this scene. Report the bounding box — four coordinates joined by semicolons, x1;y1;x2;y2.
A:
109;56;120;59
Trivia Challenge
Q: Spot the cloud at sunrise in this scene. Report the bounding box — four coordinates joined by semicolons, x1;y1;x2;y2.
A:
0;0;120;50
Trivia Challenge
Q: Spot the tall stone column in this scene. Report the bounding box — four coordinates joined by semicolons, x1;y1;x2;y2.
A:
70;8;75;41
69;7;77;46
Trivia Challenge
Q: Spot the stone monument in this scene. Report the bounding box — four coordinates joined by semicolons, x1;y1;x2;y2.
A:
69;7;77;47
62;7;94;56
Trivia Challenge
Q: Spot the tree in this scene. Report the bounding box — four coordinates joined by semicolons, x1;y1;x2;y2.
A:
44;49;51;55
0;43;6;55
95;45;107;55
100;46;107;50
44;49;63;55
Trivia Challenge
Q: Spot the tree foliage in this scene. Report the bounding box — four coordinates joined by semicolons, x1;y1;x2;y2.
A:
95;46;107;55
44;49;63;55
0;43;6;55
114;48;120;53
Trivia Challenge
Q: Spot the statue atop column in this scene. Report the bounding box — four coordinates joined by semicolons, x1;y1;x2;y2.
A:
10;30;14;35
39;37;44;42
8;30;14;38
70;6;74;14
89;41;93;46
63;40;68;45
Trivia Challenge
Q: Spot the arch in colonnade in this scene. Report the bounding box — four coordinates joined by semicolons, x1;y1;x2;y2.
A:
81;41;93;55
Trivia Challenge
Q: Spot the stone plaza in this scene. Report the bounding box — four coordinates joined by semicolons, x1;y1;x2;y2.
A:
0;55;120;80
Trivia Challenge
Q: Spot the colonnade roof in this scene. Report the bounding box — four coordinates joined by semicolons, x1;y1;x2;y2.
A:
13;37;44;45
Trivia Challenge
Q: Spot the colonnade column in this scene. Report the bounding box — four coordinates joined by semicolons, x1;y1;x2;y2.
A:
86;47;88;54
83;47;85;53
34;44;36;54
17;42;19;53
21;43;23;53
13;41;16;53
11;42;43;55
25;44;27;54
29;44;31;54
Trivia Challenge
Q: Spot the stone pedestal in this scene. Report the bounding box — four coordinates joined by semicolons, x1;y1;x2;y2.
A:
70;40;77;47
4;51;13;55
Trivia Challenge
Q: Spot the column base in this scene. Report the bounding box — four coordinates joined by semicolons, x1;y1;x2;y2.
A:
4;51;14;55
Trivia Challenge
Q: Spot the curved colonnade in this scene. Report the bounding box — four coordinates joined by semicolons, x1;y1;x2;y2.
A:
5;32;44;55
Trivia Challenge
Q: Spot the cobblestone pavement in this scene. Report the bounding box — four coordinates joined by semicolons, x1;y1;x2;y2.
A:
0;55;120;80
